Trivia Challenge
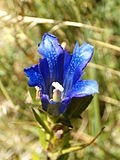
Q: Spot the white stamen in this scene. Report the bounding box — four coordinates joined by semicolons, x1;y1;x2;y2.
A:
52;82;64;102
35;86;41;100
52;82;64;92
35;86;40;92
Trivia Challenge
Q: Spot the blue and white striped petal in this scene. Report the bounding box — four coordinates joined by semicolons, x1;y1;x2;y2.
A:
38;33;63;84
63;42;94;95
67;80;99;98
39;58;50;94
24;64;45;92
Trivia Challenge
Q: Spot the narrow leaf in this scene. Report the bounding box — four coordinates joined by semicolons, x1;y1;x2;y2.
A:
32;108;51;134
39;127;49;149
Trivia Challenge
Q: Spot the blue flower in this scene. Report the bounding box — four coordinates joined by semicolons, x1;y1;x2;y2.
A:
24;33;98;115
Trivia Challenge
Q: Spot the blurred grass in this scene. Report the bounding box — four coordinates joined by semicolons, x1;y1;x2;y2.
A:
0;0;120;159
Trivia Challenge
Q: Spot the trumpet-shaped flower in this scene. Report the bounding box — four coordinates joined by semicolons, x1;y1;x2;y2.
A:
24;33;98;115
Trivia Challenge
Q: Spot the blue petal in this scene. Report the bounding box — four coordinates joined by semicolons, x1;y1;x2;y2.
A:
24;64;45;91
39;58;50;94
63;49;72;81
38;33;63;58
67;80;98;98
71;42;94;71
41;94;69;115
72;68;84;85
38;33;63;83
63;42;94;95
41;94;50;111
55;53;64;84
59;97;71;114
46;97;71;114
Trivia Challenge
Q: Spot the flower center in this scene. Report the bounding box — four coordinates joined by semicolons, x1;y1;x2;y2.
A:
52;82;64;102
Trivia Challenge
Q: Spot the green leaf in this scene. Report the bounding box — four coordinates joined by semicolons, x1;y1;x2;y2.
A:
38;108;47;122
88;67;101;136
57;153;69;160
65;96;93;119
29;87;36;102
29;87;41;105
39;127;49;150
31;151;40;160
31;151;47;160
32;108;51;134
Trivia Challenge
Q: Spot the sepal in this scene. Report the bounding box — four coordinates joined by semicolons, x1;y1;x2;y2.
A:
47;102;60;117
64;96;93;119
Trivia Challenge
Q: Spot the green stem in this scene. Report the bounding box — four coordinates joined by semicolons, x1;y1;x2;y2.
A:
59;127;105;156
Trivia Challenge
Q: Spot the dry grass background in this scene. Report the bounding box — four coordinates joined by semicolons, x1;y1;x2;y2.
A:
0;0;120;159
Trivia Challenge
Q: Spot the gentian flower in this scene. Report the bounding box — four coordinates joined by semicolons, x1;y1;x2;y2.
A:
24;33;98;116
